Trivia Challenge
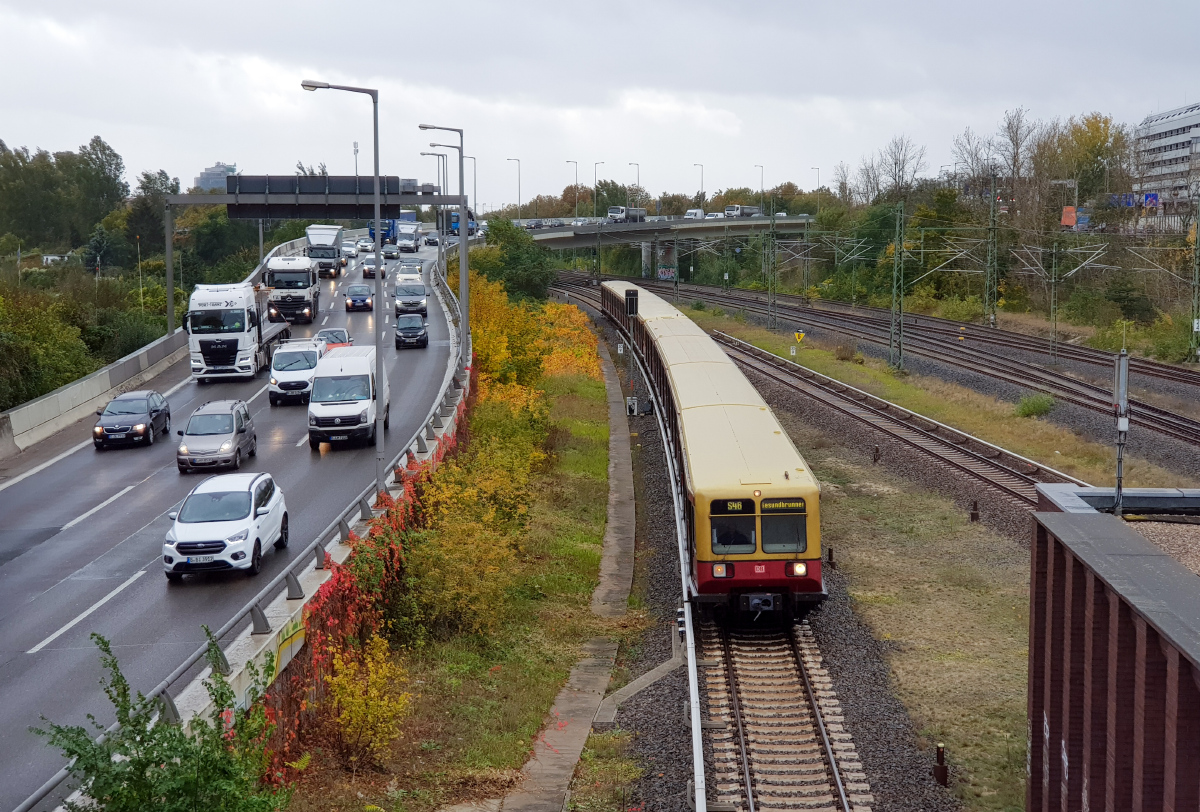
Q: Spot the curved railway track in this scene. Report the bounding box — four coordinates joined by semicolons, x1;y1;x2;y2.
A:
700;620;866;812
564;274;1200;448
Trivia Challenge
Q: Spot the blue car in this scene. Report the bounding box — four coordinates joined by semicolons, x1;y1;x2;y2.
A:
344;284;374;311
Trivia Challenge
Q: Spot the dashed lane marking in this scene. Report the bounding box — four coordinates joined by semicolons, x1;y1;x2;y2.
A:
26;570;147;654
61;485;135;531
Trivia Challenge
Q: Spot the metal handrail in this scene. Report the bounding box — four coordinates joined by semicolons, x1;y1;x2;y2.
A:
14;243;463;812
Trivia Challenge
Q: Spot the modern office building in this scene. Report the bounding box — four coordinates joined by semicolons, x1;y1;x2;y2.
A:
194;162;237;192
1135;103;1200;215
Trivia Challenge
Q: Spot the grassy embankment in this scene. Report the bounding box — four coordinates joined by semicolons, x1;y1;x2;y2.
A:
291;278;639;812
683;305;1196;489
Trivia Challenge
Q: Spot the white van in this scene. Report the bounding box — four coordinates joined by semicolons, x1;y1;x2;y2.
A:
269;338;326;406
307;346;390;449
684;209;705;220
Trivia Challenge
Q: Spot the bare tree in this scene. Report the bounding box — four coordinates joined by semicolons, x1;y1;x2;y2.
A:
994;107;1036;184
951;126;994;191
833;161;853;205
854;155;881;205
878;134;927;196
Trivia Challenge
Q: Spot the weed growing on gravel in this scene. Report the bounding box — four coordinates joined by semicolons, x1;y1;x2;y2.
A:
1014;393;1054;418
568;730;643;811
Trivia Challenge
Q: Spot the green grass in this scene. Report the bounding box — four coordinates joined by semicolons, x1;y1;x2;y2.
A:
568;730;644;811
1014;393;1055;418
290;370;627;812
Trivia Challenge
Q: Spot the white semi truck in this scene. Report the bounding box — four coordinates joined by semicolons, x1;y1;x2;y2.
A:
306;224;344;278
265;256;320;323
186;282;290;382
396;222;420;253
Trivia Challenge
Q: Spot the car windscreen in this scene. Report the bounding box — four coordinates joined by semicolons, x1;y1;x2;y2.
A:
273;350;318;371
186;413;234;435
362;256;378;266
103;398;148;416
311;374;371;403
317;330;348;344
395;285;425;297
395;315;423;329
268;271;310;289
347;286;371;297
178;490;251;523
189;309;246;334
308;247;337;258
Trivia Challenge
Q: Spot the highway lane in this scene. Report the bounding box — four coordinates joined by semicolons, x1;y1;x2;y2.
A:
0;246;453;807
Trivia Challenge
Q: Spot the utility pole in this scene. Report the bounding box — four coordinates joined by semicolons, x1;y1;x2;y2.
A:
889;202;905;370
567;160;578;218
756;164;764;213
695;163;704;207
1050;244;1059;365
594;161;604;219
507;158;521;224
985;170;999;327
136;235;143;311
353;141;359;177
1114;349;1130;516
812;167;821;219
1193;188;1200;361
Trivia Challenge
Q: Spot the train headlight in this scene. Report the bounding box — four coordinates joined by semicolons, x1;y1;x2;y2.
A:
786;562;808;577
712;563;732;578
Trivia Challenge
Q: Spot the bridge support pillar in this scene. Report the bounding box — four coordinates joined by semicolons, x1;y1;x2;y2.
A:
656;242;676;282
641;242;652;279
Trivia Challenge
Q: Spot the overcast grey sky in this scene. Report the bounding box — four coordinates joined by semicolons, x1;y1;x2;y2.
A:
4;0;1199;212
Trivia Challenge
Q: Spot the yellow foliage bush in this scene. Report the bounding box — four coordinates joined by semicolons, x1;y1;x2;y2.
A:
420;436;541;533
470;271;547;388
403;518;516;637
541;301;601;380
324;635;411;770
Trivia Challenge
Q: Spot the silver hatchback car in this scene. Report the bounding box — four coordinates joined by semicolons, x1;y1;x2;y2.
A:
177;400;257;474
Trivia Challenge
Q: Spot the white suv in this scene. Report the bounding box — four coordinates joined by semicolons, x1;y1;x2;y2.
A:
163;472;288;582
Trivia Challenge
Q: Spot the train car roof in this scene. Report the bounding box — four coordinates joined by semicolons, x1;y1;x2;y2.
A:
604;280;819;497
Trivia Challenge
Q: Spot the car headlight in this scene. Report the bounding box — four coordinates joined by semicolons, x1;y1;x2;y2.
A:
420;299;427;307
219;440;233;452
358;409;368;423
178;444;188;455
303;307;311;315
225;529;249;545
164;530;176;545
310;415;318;426
366;298;372;306
133;424;147;433
269;377;278;386
94;426;104;435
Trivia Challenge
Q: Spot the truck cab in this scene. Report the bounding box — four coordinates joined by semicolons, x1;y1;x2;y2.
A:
305;224;344;278
186;283;289;382
266;257;320;323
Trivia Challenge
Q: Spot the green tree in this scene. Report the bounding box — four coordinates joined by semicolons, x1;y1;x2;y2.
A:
83;223;119;270
33;631;291;812
126;170;181;250
481;218;556;300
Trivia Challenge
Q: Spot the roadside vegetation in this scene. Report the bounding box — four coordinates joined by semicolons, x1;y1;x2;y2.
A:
681;306;1196;489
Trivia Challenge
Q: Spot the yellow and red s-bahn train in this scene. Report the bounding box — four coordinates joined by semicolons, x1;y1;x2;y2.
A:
601;281;825;614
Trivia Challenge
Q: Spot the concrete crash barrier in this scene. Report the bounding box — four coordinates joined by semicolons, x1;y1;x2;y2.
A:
0;329;189;461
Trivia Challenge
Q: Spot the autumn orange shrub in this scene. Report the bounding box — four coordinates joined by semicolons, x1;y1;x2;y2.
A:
540;300;601;380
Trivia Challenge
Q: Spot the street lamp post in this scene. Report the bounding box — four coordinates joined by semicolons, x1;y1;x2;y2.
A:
421;152;446;266
812;167;820;218
464;155;477;227
422;123;470;374
629;162;639;210
755;164;764;213
302;78;387;500
354;141;359;177
594;162;604;219
507;158;521;224
567;160;578;219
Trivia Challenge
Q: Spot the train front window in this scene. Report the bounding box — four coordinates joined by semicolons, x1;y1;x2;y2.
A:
762;514;807;553
711;516;756;555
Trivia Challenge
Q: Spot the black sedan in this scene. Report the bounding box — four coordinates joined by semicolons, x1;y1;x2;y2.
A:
394;314;429;349
94;390;171;449
344;284;374;311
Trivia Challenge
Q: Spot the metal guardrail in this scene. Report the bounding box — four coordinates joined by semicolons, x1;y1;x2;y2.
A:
15;239;464;812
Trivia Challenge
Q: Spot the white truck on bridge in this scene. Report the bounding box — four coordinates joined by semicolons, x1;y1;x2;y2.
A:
724;204;761;218
608;206;647;223
186;283;290;383
305;224;345;278
265;256;320;324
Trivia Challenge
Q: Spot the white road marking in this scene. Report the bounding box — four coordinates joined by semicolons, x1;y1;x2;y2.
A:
163;377;191;397
0;440;91;494
295;434;310;447
384;315;389;324
322;315;329;325
61;485;135;531
247;384;269;402
27;570;147;654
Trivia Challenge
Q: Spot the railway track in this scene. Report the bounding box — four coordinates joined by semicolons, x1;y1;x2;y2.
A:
699;619;869;812
585;276;1200;448
552;283;1086;507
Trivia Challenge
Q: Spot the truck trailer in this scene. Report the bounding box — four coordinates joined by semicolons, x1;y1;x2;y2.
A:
186;283;290;382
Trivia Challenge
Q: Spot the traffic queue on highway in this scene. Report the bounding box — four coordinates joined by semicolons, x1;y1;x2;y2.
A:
89;239;434;585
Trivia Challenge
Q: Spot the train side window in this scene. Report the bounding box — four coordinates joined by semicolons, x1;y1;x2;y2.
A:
762;514;807;553
711;516;756;555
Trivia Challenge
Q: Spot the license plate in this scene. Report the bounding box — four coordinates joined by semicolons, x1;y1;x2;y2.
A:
330;434;349;441
108;433;126;439
187;555;215;564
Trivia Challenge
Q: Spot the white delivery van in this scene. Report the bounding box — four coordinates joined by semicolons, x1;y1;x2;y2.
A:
268;338;326;406
307;346;390;449
684;209;705;220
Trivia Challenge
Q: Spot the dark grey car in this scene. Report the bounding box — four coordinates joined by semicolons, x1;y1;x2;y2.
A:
176;399;257;474
93;390;171;449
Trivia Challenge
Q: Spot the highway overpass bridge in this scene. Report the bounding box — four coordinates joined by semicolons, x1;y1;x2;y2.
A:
529;213;817;250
